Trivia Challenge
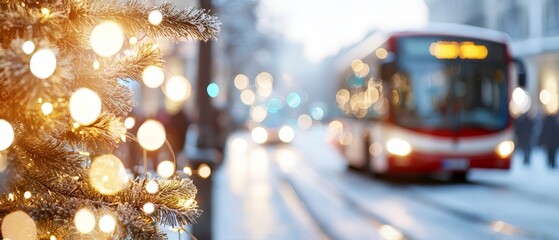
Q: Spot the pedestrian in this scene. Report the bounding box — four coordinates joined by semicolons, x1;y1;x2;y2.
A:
538;114;559;169
514;113;534;166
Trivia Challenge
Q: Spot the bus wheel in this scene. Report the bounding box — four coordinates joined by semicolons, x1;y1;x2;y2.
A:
450;171;468;182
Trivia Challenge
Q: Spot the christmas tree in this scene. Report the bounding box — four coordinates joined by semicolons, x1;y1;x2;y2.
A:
0;0;219;239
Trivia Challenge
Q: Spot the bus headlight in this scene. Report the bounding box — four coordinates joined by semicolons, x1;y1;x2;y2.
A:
496;141;514;158
386;138;412;157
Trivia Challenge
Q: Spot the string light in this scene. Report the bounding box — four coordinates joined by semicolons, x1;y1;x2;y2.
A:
157;160;175;178
74;208;96;234
0;119;14;151
98;214;116;233
21;41;35;54
41;102;53;116
198;164;211;179
148;10;163;25
143;202;155;214
40;8;50;16
145;180;159;194
129;37;138;45
1;211;37;240
90;154;129;195
164;75;191;101
90;21;124;57
93;60;100;70
24;191;31;199
183;166;192;176
137;120;166;151
142;65;164;88
30;49;57;79
124;117;135;129
69;88;101;126
50;235;57;240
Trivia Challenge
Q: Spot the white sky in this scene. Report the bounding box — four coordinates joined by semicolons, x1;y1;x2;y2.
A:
259;0;429;61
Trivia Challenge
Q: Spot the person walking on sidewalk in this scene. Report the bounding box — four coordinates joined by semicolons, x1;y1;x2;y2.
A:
514;113;535;166
538;113;559;169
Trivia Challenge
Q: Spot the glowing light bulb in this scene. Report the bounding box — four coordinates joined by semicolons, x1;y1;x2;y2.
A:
50;235;57;240
90;154;129;195
142;65;164;88
137;120;166;151
148;10;163;25
69;88;102;126
98;214;116;233
129;37;138;45
183;166;192;176
164;75;191;101
41;8;50;16
0;119;15;151
93;60;100;70
22;41;35;54
124;117;135;129
30;49;56;79
1;211;37;240
198;164;211;179
23;191;31;199
74;208;96;234
143;202;155;214
90;21;124;57
145;180;159;194
41;102;53;116
157;160;175;178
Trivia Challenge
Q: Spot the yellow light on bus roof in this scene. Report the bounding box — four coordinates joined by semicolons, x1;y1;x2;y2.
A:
429;41;488;60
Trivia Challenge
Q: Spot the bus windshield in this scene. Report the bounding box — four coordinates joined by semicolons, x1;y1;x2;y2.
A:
391;37;509;132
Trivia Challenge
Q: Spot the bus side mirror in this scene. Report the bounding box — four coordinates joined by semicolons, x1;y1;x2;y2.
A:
512;58;526;88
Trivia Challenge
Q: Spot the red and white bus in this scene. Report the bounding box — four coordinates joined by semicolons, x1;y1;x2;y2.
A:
333;24;526;181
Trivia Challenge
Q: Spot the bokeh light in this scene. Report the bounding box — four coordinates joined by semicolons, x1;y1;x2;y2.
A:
251;127;268;144
124;117;135;129
69;88;102;126
198;164;211;179
74;208;96;234
137;120;166;151
250;105;268;123
240;89;256;105
157;160;175;178
164;75;191;101
143;202;155;214
234;74;249;90
22;41;35;55
30;49;56;79
142;65;165;88
41;102;53;116
90;154;129;195
1;211;37;240
279;126;295;143
98;214;116;233
0;119;15;151
148;10;163;25
297;114;313;130
207;83;220;98
90;21;124;57
310;106;325;120
286;93;301;108
231;138;248;152
145;180;159;194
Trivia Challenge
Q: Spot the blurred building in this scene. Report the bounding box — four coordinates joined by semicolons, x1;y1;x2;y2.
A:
426;0;559;115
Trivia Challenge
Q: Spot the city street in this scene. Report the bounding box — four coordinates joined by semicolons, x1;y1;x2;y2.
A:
214;126;559;240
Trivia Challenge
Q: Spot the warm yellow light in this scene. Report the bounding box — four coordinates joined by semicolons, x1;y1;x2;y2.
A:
429;41;460;59
459;41;488;59
251;127;268;144
250;105;268;122
386;138;412;156
164;75;191;101
148;10;163;25
90;154;129;195
183;166;192;176
90;21;124;57
50;235;56;240
93;60;100;70
496;141;514;158
297;114;313;130
98;214;116;233
256;72;273;89
137;120;166;151
124;117;135;129
157;160;175;178
41;8;50;16
234;74;249;90
142;65;165;88
145;180;159;194
143;202;155;214
376;48;388;59
69;88;102;126
540;89;551;105
21;41;35;54
1;211;37;240
336;89;350;105
0;119;15;151
351;59;364;73
328;120;343;135
129;37;138;45
30;49;57;79
198;164;211;179
279;126;295;143
240;89;256;105
339;131;353;146
41;102;53;115
23;191;31;199
74;208;96;234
